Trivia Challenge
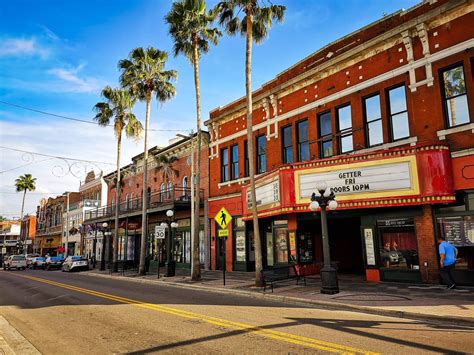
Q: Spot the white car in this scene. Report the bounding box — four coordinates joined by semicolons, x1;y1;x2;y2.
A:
29;256;46;269
3;255;27;270
26;253;40;268
62;256;89;272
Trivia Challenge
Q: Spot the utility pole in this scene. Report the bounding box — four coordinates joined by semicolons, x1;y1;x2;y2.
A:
65;192;70;258
190;131;195;274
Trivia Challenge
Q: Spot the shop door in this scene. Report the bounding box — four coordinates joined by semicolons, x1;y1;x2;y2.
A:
265;232;274;267
215;236;224;270
274;228;289;265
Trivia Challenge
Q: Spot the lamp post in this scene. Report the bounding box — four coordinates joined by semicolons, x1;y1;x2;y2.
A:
309;181;339;294
100;222;109;271
163;209;178;277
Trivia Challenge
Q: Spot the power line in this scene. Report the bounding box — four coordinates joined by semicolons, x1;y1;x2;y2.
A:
0;146;115;166
0;100;186;132
0;191;65;195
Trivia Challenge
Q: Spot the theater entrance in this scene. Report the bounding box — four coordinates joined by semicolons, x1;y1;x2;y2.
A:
296;215;364;274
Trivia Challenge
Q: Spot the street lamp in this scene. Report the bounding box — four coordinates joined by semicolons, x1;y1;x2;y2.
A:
163;209;179;277
309;181;339;294
100;222;109;271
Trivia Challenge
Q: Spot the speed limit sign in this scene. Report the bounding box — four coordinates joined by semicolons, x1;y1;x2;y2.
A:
155;226;166;239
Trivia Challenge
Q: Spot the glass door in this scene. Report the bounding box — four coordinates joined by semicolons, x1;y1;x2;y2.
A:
266;232;274;267
274;228;289;264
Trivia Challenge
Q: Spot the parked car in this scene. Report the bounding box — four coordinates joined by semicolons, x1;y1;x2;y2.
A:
44;256;64;270
62;256;89;272
29;256;46;269
380;249;404;264
26;253;40;268
3;255;27;270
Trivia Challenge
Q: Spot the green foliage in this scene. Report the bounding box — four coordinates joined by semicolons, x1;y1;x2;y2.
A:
93;86;143;141
165;0;221;63
118;47;177;103
213;0;285;44
154;155;179;183
15;174;36;193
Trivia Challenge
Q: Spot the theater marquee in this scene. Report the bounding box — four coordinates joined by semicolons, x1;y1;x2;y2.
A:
295;156;420;203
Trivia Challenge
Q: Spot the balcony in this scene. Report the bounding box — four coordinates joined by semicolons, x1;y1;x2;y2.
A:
84;186;203;221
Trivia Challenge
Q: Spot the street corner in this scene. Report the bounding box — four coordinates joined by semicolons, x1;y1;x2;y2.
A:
0;316;41;355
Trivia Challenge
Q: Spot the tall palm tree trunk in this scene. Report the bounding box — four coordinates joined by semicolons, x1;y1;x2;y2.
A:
192;34;202;281
20;189;26;220
113;133;122;272
139;93;151;275
246;13;263;287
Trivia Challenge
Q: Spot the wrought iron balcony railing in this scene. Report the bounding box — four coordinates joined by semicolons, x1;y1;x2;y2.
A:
84;186;203;221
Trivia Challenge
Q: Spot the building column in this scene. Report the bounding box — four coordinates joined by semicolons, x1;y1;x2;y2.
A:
415;205;438;283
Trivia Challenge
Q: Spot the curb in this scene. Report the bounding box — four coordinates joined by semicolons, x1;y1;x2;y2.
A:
83;272;474;327
0;317;41;355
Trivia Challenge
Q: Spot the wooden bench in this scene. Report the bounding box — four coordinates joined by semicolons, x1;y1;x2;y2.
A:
261;264;306;292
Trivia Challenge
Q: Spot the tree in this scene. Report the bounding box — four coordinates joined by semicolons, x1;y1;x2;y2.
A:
119;47;177;276
94;86;142;272
155;155;179;185
443;66;466;126
15;174;37;221
214;0;285;286
166;0;221;281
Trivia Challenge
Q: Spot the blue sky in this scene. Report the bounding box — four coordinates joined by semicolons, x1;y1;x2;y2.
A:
0;0;420;217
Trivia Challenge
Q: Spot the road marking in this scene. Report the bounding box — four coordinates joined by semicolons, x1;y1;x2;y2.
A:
12;274;377;354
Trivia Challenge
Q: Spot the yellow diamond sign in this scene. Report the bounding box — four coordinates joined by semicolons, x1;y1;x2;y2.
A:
214;207;232;229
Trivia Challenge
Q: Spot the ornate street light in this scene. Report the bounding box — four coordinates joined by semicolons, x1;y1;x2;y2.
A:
309;181;339;294
164;210;179;277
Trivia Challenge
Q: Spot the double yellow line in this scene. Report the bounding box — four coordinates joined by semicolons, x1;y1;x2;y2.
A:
14;274;377;354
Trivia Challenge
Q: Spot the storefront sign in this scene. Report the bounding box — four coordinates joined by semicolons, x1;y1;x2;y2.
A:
247;179;280;209
296;156;419;202
1;247;6;254
235;233;246;262
437;216;474;247
377;219;414;227
4;240;18;246
289;232;296;257
363;228;376;266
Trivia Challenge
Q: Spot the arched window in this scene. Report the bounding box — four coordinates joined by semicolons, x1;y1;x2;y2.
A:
160;183;165;202
167;182;173;199
125;194;129;210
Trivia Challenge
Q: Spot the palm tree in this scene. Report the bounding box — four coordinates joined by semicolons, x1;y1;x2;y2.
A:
119;47;177;275
155;155;179;185
166;0;221;281
94;86;143;272
443;66;466;126
214;0;285;286
15;174;36;220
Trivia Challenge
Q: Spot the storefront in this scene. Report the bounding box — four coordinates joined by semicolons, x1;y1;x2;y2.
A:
235;143;457;283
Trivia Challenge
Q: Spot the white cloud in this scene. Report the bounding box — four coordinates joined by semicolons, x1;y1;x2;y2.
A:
47;65;101;93
0;37;49;58
0;116;174;218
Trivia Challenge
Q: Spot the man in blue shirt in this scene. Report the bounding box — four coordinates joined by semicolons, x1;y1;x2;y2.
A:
438;237;458;289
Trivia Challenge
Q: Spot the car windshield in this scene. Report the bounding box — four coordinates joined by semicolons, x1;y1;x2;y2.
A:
13;256;25;260
36;257;45;261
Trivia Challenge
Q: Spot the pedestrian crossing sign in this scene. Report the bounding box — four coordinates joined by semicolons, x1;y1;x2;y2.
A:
214;207;232;229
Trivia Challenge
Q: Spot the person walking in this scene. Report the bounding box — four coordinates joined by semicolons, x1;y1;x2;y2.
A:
438;237;458;289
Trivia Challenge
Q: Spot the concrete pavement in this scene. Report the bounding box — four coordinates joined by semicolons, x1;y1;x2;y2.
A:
1;269;474;354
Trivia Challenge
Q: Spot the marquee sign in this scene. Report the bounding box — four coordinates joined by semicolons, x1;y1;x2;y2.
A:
295;156;419;203
246;174;280;210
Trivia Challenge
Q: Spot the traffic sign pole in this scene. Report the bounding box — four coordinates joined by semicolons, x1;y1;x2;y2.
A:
223;236;226;286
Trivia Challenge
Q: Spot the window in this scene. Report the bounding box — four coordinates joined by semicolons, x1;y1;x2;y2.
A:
129;193;134;208
160;183;165;202
364;94;383;146
441;64;470;127
256;135;266;174
125;194;129;209
297;120;310;161
318;111;333;158
244;141;249;177
231;144;239;180
167;183;172;199
221;147;229;182
282;125;293;164
387;85;409;140
182;176;188;190
336;104;353;153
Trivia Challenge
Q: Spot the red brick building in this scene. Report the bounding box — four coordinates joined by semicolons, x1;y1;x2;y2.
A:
20;215;36;253
205;0;474;284
84;133;210;269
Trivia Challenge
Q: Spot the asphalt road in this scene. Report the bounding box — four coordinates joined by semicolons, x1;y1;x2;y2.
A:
1;269;473;354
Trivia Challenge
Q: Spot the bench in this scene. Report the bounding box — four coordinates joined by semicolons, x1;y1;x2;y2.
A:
261;264;306;292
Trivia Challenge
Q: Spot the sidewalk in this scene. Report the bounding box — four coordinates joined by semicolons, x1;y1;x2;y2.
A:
85;268;474;326
0;317;40;355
